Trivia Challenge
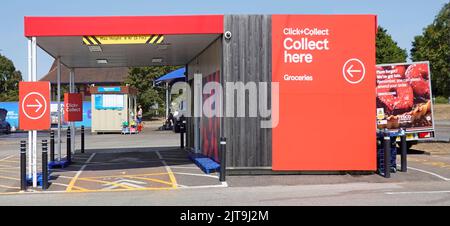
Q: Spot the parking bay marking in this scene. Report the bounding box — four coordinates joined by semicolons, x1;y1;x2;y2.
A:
407;166;450;181
0;155;17;162
102;179;147;190
124;175;174;186
386;190;450;195
0;175;20;181
156;151;178;189
0;184;20;189
66;153;96;192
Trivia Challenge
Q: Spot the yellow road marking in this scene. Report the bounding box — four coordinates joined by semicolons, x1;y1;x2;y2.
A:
77;172;169;179
125;175;173;186
75;177;135;190
66;153;96;192
0;155;17;162
0;165;19;168
0;160;20;163
156;151;178;189
0;191;23;195
68;186;174;193
51;182;88;191
0;175;20;181
168;171;177;189
0;166;19;169
0;184;20;189
68;159;168;166
0;169;18;173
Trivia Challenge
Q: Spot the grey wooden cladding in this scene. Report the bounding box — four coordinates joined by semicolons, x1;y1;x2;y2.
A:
222;15;273;168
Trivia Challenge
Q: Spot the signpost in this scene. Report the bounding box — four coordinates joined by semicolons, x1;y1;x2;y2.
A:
64;93;83;122
19;81;50;187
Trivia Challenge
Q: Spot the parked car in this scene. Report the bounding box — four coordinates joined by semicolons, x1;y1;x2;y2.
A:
0;108;11;134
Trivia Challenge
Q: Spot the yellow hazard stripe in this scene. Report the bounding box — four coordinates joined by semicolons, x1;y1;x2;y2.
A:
83;36;101;45
156;35;164;44
149;35;159;44
84;35;164;45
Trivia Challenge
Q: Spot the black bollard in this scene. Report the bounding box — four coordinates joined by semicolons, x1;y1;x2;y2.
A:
180;124;185;149
50;130;55;162
400;129;407;172
66;128;71;163
219;137;227;182
383;130;391;178
81;125;85;154
42;140;48;190
20;140;27;191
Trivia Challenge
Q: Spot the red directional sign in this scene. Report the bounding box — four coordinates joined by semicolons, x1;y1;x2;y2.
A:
19;82;51;130
342;58;366;84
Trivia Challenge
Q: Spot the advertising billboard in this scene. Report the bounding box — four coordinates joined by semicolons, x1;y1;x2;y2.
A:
376;62;434;132
272;15;377;171
64;93;83;122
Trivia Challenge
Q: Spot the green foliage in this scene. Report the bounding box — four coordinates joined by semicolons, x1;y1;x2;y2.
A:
0;54;22;101
411;2;450;97
435;96;449;104
124;66;181;118
376;26;408;64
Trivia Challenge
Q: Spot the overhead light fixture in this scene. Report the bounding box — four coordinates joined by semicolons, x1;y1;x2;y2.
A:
157;44;170;50
96;59;108;64
152;58;163;63
88;45;102;52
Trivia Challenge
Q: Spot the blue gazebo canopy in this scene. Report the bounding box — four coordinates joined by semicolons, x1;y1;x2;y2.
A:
155;67;186;84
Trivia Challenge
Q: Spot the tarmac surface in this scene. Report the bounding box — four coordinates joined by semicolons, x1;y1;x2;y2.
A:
0;120;449;205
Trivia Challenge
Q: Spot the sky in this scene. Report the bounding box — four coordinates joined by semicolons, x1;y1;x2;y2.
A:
0;0;447;79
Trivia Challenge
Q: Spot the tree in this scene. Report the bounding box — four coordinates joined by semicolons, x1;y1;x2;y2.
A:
411;2;450;97
124;66;180;118
0;54;22;101
376;26;408;64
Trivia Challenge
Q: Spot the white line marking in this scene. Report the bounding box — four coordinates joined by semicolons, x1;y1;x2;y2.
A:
51;182;70;187
68;153;96;187
177;183;228;189
173;172;219;179
407;166;450;181
386;190;450;195
0;155;16;162
169;166;199;169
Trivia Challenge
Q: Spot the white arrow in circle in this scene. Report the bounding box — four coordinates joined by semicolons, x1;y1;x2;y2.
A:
346;64;361;78
26;99;43;112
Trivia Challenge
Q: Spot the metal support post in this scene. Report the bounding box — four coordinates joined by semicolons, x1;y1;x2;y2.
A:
41;140;48;190
50;130;55;162
383;130;391;178
219;137;227;182
81;125;85;154
20;141;27;191
400;129;407;172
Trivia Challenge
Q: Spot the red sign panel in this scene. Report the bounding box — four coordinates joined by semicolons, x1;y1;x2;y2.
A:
376;62;434;132
272;15;377;171
24;15;224;37
64;93;83;122
19;81;51;130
